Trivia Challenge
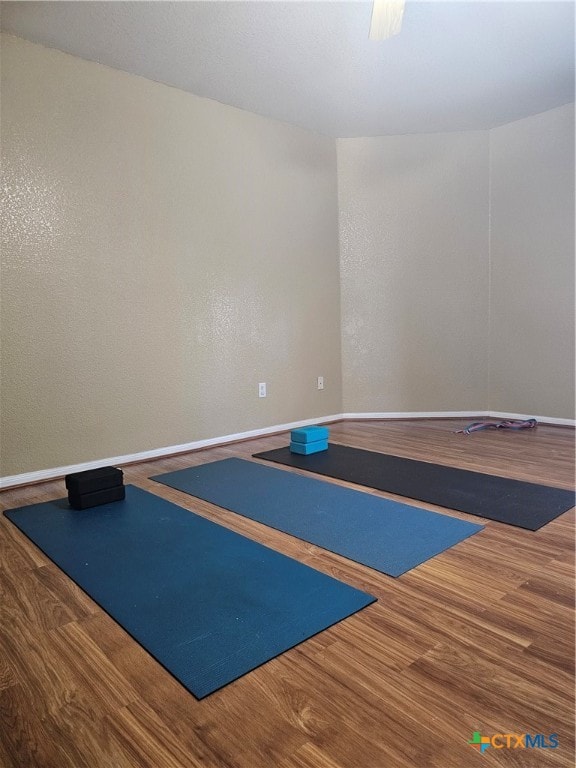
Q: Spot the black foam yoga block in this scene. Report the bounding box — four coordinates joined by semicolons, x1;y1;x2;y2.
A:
68;484;126;510
65;466;123;495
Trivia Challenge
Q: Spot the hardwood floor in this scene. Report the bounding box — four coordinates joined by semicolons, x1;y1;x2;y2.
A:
0;419;574;768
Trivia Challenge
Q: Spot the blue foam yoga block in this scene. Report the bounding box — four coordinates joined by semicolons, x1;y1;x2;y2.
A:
291;426;329;444
290;439;328;455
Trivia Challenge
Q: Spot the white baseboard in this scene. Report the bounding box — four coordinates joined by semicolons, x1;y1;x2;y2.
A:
1;409;573;490
0;413;343;490
487;411;576;427
342;410;575;426
341;411;490;420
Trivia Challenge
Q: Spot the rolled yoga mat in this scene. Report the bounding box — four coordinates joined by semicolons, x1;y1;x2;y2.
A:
252;444;575;531
151;458;483;577
4;485;376;698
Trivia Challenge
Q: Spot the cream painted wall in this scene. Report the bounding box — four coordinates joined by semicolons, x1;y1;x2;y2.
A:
0;35;341;475
489;104;575;420
337;132;490;413
1;34;573;478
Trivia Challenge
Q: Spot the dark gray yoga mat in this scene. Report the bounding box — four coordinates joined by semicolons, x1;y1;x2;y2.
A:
253;444;574;530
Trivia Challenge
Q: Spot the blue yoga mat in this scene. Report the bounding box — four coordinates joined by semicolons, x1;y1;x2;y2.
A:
4;486;375;698
152;458;483;577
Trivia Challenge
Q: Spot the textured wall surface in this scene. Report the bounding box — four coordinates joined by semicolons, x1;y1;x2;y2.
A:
337;132;490;413
2;34;573;478
1;35;341;475
489;104;575;419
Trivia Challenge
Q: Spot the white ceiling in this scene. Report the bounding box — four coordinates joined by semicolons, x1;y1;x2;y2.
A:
1;1;574;137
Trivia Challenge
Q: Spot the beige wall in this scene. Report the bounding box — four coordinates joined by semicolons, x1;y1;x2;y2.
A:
337;132;490;413
489;104;575;419
0;35;341;475
2;34;573;478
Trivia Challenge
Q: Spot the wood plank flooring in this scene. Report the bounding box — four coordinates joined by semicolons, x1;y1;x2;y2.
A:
0;419;574;768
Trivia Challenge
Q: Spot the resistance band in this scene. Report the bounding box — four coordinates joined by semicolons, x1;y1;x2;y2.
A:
456;418;537;435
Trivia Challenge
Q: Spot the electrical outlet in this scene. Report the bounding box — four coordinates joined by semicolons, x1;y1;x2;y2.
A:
317;376;324;390
258;382;267;398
